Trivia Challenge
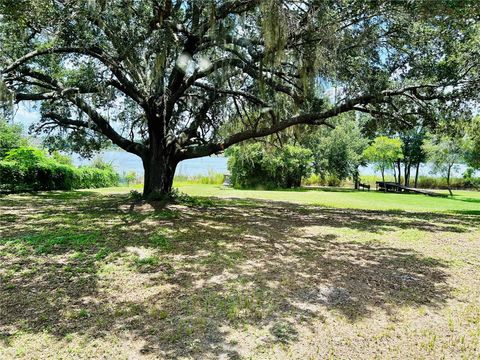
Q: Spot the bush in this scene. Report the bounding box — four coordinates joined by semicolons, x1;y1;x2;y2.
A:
73;166;119;189
91;156;115;172
303;173;322;186
302;174;344;187
51;151;73;166
0;147;119;192
227;143;313;189
0;119;28;159
124;171;138;185
463;168;480;190
0;161;23;191
4;147;48;166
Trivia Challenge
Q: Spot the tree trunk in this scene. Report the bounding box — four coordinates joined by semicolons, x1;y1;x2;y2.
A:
382;169;386;192
414;162;420;188
142;148;178;199
447;164;453;196
397;159;401;185
353;169;359;190
404;161;411;187
393;164;397;184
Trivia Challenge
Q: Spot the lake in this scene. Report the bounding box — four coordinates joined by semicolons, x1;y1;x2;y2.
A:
72;150;469;178
72;150;228;177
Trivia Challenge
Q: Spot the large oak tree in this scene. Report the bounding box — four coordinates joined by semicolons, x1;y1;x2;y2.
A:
0;0;478;198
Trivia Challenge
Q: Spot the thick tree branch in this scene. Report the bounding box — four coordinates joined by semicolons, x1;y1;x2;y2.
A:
192;82;268;106
2;47;146;106
179;84;444;160
68;95;145;156
42;112;98;130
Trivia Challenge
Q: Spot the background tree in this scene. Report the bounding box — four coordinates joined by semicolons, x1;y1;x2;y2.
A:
227;143;312;189
300;114;368;186
0;118;28;159
399;129;426;187
422;134;466;196
363;136;403;190
464;116;480;170
124;171;138;186
0;0;478;198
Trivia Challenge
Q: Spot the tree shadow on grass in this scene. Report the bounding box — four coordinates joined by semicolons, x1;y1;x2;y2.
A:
200;198;480;234
448;194;480;204
0;194;473;358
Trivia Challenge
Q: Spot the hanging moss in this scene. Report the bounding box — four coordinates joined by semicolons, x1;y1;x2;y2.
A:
0;78;13;112
260;0;288;65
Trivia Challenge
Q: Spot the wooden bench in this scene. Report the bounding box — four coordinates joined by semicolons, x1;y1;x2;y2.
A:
375;181;448;197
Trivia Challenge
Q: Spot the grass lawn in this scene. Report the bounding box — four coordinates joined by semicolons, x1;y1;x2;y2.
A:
1;185;480;359
173;184;480;214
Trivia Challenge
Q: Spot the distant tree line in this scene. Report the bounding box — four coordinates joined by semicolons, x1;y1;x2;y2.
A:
227;114;480;195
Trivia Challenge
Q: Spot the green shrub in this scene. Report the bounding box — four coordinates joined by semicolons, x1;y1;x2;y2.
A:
4;147;49;167
302;173;344;187
91;157;115;172
0;161;24;191
0;119;28;159
124;171;138;185
227;143;313;189
303;173;322;186
0;147;119;192
51;151;73;166
463;168;480;190
73;166;119;189
129;190;143;200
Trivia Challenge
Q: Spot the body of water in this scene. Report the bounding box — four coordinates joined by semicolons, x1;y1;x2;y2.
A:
72;150;228;177
72;150;469;178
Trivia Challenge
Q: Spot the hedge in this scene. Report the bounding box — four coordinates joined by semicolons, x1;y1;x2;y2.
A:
0;147;119;192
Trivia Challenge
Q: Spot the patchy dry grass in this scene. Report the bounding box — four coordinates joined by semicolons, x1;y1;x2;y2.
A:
1;189;480;359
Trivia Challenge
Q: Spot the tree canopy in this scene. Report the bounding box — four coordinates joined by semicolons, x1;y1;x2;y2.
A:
422;133;466;196
1;0;479;197
0;118;27;158
300;114;368;181
363;136;403;186
464;116;480;170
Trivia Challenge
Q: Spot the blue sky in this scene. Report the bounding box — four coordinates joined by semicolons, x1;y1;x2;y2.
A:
12;103;40;134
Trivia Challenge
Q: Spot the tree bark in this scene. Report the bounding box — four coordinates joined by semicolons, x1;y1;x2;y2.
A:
404;161;411;187
142;147;178;199
397;159;401;186
381;168;386;192
414;162;420;188
447;164;453;196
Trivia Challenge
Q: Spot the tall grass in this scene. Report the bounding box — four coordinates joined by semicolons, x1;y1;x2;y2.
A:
415;176;469;190
174;171;224;185
302;174;344;187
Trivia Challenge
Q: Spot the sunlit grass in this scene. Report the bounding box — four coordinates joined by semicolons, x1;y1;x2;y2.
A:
100;184;480;214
